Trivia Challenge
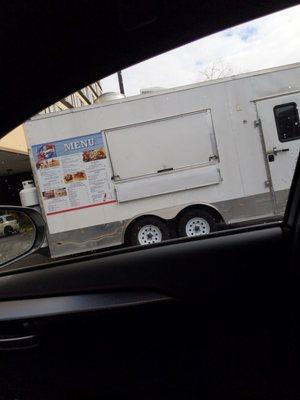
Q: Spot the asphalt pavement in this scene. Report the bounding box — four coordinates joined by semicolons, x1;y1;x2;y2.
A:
0;230;35;266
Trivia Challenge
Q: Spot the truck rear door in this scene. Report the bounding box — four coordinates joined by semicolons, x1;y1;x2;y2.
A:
256;92;300;213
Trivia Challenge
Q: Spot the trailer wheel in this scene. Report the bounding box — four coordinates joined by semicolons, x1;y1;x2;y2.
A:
177;209;216;238
4;226;14;237
129;217;169;246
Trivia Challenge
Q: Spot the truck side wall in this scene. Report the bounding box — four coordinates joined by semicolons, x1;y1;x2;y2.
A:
24;64;300;257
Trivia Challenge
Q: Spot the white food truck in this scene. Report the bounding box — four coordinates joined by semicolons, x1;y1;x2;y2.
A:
24;62;300;258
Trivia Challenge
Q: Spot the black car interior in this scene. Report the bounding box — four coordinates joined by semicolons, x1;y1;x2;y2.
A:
0;1;299;399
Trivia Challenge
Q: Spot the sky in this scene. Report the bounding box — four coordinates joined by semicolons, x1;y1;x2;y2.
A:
101;5;300;96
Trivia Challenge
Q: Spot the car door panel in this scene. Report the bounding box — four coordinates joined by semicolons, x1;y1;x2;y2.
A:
0;224;291;399
0;225;285;301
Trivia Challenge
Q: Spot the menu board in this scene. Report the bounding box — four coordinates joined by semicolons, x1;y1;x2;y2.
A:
31;132;116;215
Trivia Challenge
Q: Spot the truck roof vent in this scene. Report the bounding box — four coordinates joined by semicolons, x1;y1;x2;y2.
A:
140;87;165;94
95;92;125;104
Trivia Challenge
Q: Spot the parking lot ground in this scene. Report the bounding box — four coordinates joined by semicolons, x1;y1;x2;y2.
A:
0;230;35;266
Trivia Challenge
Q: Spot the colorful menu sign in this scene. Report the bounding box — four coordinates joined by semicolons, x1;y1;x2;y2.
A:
32;132;116;215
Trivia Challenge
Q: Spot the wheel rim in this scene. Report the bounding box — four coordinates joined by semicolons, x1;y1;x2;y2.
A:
185;217;210;237
138;224;162;245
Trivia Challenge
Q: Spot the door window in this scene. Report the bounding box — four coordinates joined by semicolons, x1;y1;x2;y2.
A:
274;103;300;142
4;216;15;221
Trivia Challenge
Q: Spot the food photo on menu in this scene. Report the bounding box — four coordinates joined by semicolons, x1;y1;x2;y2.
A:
42;188;68;200
73;171;87;181
42;190;55;200
82;148;106;162
54;188;68;197
64;171;87;184
36;158;60;169
64;174;73;183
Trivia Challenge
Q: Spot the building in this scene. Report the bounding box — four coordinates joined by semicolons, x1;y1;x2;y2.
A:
0;82;102;205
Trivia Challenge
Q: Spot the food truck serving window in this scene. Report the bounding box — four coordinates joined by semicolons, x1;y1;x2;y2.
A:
105;109;218;181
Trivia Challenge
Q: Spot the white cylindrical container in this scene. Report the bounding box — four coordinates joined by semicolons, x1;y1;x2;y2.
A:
19;180;48;248
95;92;125;104
19;180;39;207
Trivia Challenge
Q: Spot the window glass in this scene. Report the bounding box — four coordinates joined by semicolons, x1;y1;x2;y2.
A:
4;216;15;221
1;4;300;269
274;103;300;142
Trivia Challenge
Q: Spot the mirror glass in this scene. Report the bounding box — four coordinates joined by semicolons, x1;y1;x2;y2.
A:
0;211;35;266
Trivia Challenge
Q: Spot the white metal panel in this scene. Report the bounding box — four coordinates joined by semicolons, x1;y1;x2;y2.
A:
105;110;216;180
115;164;221;202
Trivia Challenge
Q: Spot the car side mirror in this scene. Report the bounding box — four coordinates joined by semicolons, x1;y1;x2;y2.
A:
0;206;46;268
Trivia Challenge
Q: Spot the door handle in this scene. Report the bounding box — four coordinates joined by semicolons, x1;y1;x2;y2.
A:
0;334;39;350
273;146;289;155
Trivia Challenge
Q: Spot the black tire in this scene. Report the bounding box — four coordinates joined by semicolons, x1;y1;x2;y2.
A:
177;209;217;238
4;225;14;237
129;217;169;246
